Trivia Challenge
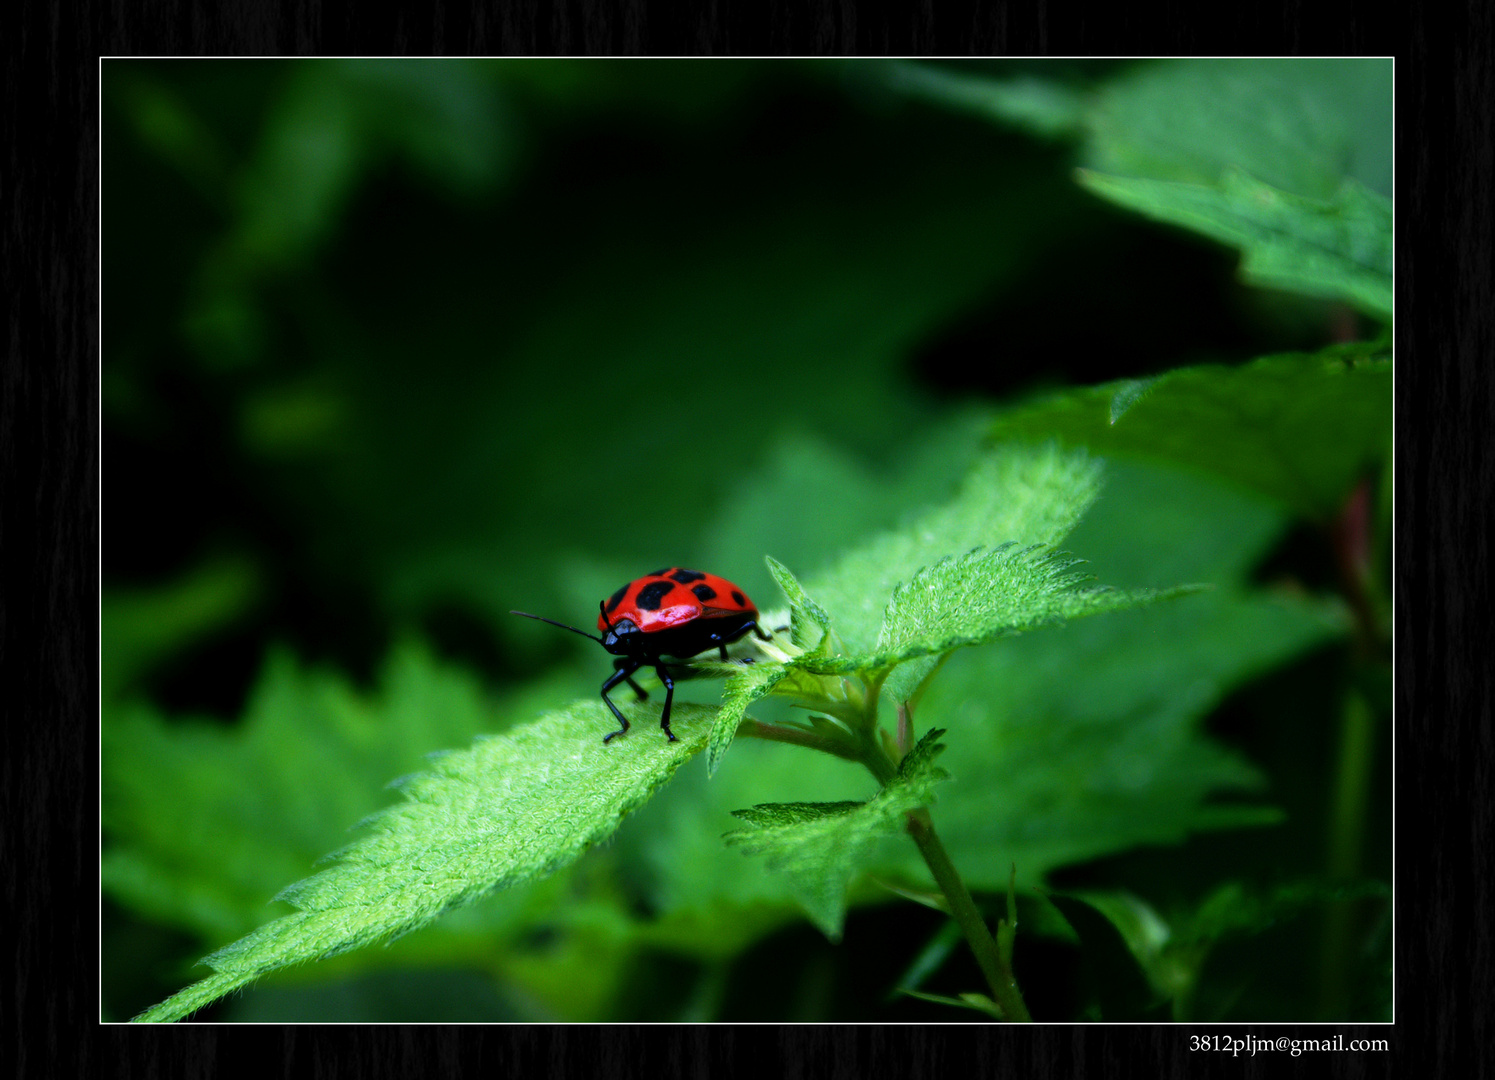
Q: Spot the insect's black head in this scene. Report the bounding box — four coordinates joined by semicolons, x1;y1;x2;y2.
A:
596;599;646;656
599;618;643;656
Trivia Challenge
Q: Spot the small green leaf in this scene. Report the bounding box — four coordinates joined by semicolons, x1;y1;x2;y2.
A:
1078;168;1391;320
793;546;1199;678
706;661;790;777
764;554;832;648
134;700;716;1022
989;349;1391;520
723;729;951;939
876;545;1200;661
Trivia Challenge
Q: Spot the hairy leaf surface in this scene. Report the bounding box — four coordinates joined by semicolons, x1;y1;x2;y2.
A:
134;700;715;1022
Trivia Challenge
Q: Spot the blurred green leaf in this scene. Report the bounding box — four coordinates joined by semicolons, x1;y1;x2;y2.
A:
892;457;1347;893
1178;879;1390;948
1083;59;1392;199
1078;169;1391;320
895;987;1005;1018
886;61;1089;139
890;60;1391;316
1158;878;1391;1021
101;556;261;701
723;730;950;939
1046;893;1165;1019
236;61;512;268
903;595;1330;894
890;59;1391;200
104;641;502;943
988;349;1391;519
261;109;1085;636
1057;889;1172;996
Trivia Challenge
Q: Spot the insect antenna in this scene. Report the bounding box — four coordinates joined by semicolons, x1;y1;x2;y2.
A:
509;610;604;645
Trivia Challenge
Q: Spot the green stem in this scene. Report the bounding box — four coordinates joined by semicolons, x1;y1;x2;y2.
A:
858;726;1030;1022
1318;685;1375;1018
905;808;1031;1022
737;717;861;763
746;686;1030;1020
1317;478;1388;1018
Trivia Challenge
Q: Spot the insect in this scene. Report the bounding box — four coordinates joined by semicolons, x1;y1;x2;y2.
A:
511;568;772;743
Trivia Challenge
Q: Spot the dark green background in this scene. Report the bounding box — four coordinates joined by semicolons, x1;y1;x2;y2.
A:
102;59;1390;1023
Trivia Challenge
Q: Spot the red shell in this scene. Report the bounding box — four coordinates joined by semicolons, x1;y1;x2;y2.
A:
598;568;758;634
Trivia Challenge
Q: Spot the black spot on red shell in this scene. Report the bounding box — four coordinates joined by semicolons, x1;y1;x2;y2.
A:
669;569;706;584
731;590;746;607
647;568;671;578
635;580;675;610
605;585;629;613
691;584;717;602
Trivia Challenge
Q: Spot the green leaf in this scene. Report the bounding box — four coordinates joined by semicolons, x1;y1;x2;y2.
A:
1078;169;1391;320
988;349;1392;520
1083;59;1391;199
133;699;716;1022
885;61;1089;139
764;554;832;649
890;60;1391;200
1046;893;1166;1020
796;549;1196;679
855;456;1348;896
876;544;1199;664
705;660;791;777
103;641;498;945
705;445;1113;773
105;640;656;1021
908;592;1338;895
890;60;1391;315
1158;878;1391;1020
806;444;1104;654
723;729;951;939
1177;879;1390;949
895;987;1006;1019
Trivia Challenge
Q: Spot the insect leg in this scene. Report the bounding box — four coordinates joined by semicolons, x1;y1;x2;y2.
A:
600;661;643;743
654;663;678;742
614;656;649;700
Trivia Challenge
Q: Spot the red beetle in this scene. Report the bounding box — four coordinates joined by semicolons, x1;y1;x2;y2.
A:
512;568;770;742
